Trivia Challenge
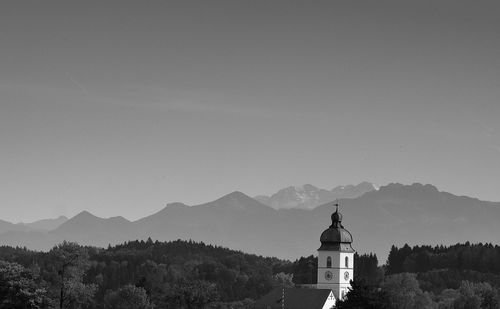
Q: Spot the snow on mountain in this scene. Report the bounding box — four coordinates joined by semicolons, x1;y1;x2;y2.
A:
255;182;378;210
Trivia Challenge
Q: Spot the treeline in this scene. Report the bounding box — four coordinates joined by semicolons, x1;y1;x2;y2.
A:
0;239;289;308
339;242;500;309
88;238;288;303
0;239;381;308
3;240;499;308
387;242;500;294
387;242;500;276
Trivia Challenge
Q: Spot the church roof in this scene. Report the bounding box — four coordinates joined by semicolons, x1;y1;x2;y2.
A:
252;288;333;309
318;203;354;252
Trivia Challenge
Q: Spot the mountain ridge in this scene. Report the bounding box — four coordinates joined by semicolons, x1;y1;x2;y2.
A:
23;216;68;231
1;183;499;262
255;181;378;210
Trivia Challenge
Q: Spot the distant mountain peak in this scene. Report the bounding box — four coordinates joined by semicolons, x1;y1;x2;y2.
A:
211;191;269;211
256;182;378;210
214;191;268;206
223;191;251;199
56;211;103;229
108;216;130;223
73;210;99;219
165;202;188;209
379;182;439;193
293;184;319;192
23;215;69;231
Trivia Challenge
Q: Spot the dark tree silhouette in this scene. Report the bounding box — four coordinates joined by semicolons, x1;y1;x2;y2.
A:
335;279;388;309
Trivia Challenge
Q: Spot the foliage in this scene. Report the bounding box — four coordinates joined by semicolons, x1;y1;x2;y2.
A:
272;272;294;288
104;284;153;309
355;253;384;286
207;298;255;309
338;276;500;309
452;281;499;309
0;260;48;309
1;241;500;308
48;241;97;309
380;273;434;309
88;239;284;303
387;242;500;277
384;243;500;308
290;255;317;284
335;279;388;309
161;279;219;309
0;240;290;308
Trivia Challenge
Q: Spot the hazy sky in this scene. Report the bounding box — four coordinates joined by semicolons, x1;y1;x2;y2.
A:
1;1;499;222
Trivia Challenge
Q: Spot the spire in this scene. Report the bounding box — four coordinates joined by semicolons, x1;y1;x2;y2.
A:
330;201;343;228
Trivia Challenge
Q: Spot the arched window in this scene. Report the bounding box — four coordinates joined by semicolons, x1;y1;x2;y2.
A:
326;256;332;268
345;256;349;268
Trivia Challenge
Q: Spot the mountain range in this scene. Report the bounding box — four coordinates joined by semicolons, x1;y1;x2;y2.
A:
255;182;378;209
1;183;499;262
0;216;68;234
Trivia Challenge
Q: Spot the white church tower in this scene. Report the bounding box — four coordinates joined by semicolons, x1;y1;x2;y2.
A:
317;203;355;300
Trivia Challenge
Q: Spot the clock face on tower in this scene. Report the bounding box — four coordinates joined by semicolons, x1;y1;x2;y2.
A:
344;271;350;281
325;271;333;281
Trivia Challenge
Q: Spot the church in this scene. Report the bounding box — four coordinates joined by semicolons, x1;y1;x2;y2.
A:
253;203;354;309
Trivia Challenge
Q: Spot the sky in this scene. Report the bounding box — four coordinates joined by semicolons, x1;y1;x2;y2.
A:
1;0;499;223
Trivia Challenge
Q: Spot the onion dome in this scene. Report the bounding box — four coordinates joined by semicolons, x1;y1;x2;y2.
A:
318;203;355;252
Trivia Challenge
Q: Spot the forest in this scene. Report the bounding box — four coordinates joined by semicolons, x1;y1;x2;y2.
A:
337;242;500;309
0;240;499;308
